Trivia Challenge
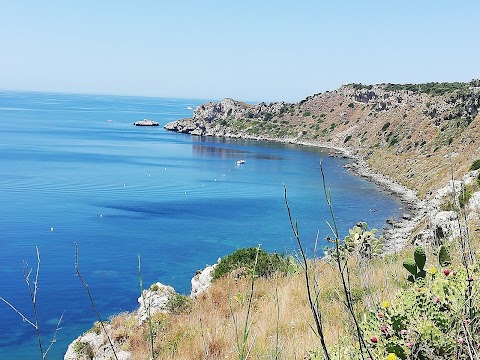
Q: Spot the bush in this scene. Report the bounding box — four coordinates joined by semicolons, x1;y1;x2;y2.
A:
470;159;480;171
166;294;192;315
381;122;391;131
74;341;95;358
212;247;289;280
303;111;311;117
389;136;399;147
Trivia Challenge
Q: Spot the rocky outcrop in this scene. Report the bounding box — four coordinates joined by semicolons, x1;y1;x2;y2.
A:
64;330;132;360
137;282;176;323
164;98;291;137
191;261;218;298
65;267;217;359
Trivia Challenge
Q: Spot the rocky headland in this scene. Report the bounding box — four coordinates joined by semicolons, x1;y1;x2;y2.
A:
165;80;480;251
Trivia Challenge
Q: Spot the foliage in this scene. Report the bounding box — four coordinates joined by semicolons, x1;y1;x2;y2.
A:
470;159;480;171
438;245;451;267
389;136;399;147
381;122;391;131
74;340;95;359
303;111;311;117
383;82;469;95
212;247;290;280
458;184;474;209
350;83;373;90
360;265;479;360
403;246;426;282
166;294;193;315
325;222;383;261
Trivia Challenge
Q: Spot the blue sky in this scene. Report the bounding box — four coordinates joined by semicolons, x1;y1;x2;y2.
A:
0;1;478;102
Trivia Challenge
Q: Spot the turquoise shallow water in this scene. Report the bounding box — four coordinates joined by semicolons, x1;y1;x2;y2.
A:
0;91;404;359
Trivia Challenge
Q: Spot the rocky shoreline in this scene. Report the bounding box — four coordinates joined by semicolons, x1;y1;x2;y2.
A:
165;119;429;252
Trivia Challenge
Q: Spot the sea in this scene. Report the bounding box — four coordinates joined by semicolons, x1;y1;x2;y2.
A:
0;91;405;359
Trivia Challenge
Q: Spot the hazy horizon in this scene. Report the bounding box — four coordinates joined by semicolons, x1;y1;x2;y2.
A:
1;1;478;103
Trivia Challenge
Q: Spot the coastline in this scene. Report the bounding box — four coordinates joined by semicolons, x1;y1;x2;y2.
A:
171;129;428;252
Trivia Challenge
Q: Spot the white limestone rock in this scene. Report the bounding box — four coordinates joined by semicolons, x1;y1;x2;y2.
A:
191;261;219;298
64;330;132;360
137;282;176;323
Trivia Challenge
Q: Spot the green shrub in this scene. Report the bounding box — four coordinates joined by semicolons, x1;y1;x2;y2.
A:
344;135;352;143
212;248;289;280
381;122;391;131
348;102;355;108
389;136;399;147
470;159;480;171
166;294;192;315
74;341;95;359
458;185;473;208
303;111;311;117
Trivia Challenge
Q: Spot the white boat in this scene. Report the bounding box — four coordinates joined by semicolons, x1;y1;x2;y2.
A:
236;159;246;165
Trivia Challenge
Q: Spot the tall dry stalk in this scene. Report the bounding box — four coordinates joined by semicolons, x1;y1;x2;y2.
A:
75;243;119;360
284;185;331;360
320;163;373;359
0;246;64;359
138;254;155;359
230;244;261;360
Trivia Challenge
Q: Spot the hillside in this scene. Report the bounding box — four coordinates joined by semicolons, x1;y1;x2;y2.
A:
65;81;480;360
165;80;480;198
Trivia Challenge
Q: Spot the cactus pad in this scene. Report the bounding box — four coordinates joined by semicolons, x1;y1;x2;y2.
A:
438;245;452;267
414;246;426;270
403;258;417;276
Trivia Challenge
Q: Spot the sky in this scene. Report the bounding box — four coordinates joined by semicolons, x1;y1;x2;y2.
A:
0;1;478;102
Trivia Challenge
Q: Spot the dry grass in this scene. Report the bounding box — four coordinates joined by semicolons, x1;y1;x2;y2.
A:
104;246;415;360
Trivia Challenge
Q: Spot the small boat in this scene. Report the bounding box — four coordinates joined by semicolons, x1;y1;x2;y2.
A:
133;119;159;126
236;159;246;165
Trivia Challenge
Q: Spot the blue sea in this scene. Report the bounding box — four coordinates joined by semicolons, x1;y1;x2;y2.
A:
0;91;404;359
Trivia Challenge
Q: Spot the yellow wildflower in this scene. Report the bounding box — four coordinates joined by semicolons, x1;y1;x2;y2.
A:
381;301;390;309
386;354;397;360
429;267;437;275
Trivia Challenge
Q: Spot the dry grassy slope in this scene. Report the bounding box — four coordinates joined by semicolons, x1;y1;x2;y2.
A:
196;82;480;198
297;86;480;197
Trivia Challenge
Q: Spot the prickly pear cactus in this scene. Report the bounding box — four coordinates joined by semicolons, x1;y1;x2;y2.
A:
403;246;427;282
403;258;417;276
414;246;426;270
438;245;451;267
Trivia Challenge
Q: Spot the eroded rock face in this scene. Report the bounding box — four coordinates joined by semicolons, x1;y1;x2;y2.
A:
64;330;132;360
194;98;253;121
191;262;218;298
137;282;176;323
164;98;290;137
